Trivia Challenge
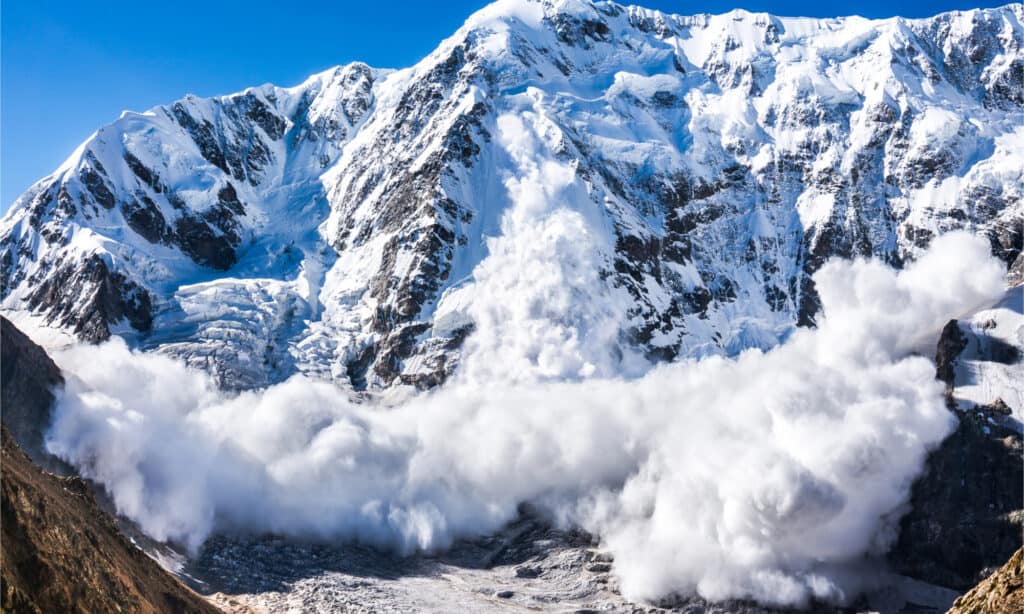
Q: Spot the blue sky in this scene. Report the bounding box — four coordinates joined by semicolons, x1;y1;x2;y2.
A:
1;0;1011;208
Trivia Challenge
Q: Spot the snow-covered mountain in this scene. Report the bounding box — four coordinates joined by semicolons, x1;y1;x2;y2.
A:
3;0;1022;391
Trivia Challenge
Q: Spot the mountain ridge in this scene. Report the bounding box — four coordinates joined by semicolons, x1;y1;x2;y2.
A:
2;0;1022;391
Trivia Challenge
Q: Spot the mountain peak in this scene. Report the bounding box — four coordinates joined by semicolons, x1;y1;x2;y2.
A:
1;0;1021;389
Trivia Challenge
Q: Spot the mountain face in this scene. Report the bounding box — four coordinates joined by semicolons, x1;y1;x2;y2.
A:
2;0;1022;391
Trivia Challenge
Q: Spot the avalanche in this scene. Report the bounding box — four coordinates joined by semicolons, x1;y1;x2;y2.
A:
43;232;1007;606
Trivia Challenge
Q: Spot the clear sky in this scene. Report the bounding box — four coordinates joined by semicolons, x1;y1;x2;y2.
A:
1;0;1013;208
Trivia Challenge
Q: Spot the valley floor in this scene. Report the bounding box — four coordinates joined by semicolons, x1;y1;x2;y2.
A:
191;523;961;614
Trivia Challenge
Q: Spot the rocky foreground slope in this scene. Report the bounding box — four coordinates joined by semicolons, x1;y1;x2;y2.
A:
0;318;217;614
947;547;1024;614
2;0;1022;391
1;427;219;614
0;313;65;472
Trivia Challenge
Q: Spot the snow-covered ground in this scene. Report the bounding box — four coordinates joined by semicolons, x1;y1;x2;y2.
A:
954;285;1024;423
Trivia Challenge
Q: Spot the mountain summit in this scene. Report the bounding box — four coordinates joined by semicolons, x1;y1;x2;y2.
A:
3;0;1022;390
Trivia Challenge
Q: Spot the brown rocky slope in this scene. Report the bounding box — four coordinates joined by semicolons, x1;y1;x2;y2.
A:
947;547;1024;614
0;316;219;614
1;427;220;613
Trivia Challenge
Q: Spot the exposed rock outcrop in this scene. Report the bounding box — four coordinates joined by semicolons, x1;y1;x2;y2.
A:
889;314;1023;592
948;548;1024;614
935;319;969;396
0;316;67;472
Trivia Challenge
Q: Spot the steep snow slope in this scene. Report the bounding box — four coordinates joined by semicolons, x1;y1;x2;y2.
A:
2;63;381;387
2;0;1022;390
952;286;1024;420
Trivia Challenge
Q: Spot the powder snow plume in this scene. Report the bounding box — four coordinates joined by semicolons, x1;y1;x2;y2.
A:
45;232;1005;607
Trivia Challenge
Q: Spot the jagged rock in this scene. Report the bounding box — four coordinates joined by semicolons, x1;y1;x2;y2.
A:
887;291;1024;597
20;254;153;342
889;401;1023;589
948;548;1024;614
515;565;542;578
935;320;969;396
0;426;218;614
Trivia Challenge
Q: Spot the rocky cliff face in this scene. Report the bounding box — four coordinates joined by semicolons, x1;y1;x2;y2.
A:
889;399;1022;591
886;299;1023;608
0;317;68;473
2;0;1022;391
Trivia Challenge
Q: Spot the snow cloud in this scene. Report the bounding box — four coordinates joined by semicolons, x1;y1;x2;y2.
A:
44;231;1006;607
437;111;647;384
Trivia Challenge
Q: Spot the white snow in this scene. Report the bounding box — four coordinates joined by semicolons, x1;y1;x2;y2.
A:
954;286;1024;422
